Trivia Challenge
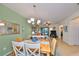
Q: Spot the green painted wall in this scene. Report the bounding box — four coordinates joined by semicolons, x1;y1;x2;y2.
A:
0;4;31;55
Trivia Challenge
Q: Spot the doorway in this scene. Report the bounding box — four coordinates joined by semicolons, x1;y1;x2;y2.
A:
59;25;64;40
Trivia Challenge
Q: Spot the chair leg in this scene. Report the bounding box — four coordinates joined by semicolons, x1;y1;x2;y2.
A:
47;53;50;56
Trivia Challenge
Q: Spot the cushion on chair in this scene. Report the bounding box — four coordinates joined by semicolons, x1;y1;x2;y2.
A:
16;38;24;42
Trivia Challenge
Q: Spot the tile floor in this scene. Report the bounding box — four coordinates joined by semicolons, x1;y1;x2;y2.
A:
56;39;79;56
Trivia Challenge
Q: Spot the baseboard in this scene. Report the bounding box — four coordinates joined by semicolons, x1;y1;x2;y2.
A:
3;51;13;56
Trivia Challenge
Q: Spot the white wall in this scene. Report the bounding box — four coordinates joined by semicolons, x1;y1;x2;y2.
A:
59;10;79;45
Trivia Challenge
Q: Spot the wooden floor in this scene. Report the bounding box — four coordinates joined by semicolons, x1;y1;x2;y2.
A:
56;39;79;56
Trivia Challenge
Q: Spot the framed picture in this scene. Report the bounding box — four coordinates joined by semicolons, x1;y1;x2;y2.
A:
41;27;49;36
7;23;20;34
0;20;20;35
64;26;68;32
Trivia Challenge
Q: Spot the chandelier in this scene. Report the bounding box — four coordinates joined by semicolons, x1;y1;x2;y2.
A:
27;18;41;35
44;21;51;26
27;18;41;25
27;4;41;26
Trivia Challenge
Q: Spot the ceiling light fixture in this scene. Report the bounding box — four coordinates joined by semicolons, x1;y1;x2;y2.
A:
44;21;51;26
27;4;41;25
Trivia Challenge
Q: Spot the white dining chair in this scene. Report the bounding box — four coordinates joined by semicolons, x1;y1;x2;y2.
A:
24;43;40;56
40;41;50;56
51;38;57;55
12;41;26;56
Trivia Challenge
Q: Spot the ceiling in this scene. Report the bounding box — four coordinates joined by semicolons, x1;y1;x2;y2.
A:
2;3;79;24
